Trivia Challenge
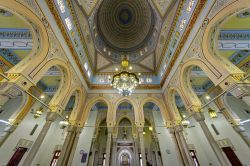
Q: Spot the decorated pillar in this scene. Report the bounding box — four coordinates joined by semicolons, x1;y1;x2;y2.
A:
175;125;194;166
111;137;117;166
215;98;250;147
105;127;112;166
56;125;77;166
193;112;230;166
67;127;82;166
22;112;58;165
168;127;184;166
219;75;250;106
138;127;146;166
0;125;17;147
134;137;140;166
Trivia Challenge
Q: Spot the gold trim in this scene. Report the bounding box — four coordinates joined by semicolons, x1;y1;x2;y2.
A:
161;0;208;86
45;0;90;87
156;0;184;72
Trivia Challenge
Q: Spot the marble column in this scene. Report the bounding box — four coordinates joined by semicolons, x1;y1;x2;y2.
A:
134;137;140;166
88;139;96;166
168;127;184;166
154;138;163;166
105;128;112;166
111;137;117;166
0;125;17;147
229;84;250;106
56;125;76;166
138;127;146;166
233;125;250;147
194;112;230;166
67;127;82;166
175;125;194;166
22;112;58;165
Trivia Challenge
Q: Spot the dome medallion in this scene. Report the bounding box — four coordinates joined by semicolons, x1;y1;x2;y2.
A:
92;0;158;63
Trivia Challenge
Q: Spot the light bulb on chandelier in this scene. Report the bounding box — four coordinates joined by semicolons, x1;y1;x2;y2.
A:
111;56;140;96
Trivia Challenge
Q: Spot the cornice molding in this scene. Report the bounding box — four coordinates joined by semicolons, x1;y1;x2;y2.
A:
160;0;208;86
45;0;91;87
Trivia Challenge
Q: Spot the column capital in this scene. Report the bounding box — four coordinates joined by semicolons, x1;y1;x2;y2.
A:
174;125;183;133
189;105;202;113
168;127;175;134
218;73;246;91
193;112;205;122
107;127;113;133
48;104;63;113
165;121;173;128
137;127;144;133
1;73;34;92
46;112;58;122
135;121;144;128
67;125;77;132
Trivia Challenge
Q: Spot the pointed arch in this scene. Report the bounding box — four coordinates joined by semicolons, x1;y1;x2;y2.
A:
165;86;189;123
202;0;248;78
80;96;111;127
140;96;170;122
0;0;49;75
113;97;140;125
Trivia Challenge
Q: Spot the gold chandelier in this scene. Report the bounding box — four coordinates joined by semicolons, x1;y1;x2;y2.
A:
111;58;139;96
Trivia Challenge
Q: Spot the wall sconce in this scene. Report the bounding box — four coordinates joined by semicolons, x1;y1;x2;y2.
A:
59;120;69;129
208;108;217;119
149;126;153;131
181;120;190;128
33;107;44;118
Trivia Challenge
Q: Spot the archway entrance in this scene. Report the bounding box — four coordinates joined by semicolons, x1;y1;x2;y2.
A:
118;149;133;166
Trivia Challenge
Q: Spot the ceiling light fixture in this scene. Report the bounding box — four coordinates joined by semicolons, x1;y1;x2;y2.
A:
111;56;139;96
205;95;211;100
40;95;45;99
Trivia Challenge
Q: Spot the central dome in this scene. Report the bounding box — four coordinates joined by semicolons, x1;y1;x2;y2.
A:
97;0;154;52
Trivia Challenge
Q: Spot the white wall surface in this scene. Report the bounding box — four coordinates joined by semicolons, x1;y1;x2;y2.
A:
0;101;46;165
152;110;180;166
226;96;250;133
0;96;22;132
203;101;250;166
32;117;66;166
71;110;97;166
183;117;220;166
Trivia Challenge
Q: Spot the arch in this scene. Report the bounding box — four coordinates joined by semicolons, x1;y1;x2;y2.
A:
117;116;133;126
141;97;170;123
33;59;72;110
117;147;135;166
7;92;33;125
80;97;111;127
179;59;214;110
66;86;85;124
165;87;188;123
180;58;222;85
113;97;140;125
0;0;49;74
202;0;248;77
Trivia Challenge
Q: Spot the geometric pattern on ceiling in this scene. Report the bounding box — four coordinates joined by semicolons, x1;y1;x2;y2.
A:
152;0;174;17
155;0;178;67
96;53;111;71
51;0;198;86
139;53;155;71
76;0;99;15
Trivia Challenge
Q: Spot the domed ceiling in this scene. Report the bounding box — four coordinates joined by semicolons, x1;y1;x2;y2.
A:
50;0;199;87
97;0;154;52
91;0;159;63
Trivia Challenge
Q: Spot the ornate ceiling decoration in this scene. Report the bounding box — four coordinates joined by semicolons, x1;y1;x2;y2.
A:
152;0;174;17
76;0;99;16
90;0;160;63
48;0;201;88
